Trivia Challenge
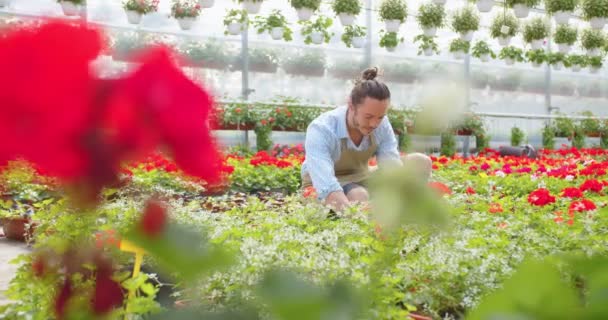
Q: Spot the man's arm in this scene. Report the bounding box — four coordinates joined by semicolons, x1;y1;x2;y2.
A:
304;123;350;210
375;117;403;168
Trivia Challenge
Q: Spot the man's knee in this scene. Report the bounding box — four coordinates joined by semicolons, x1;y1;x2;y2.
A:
402;152;432;181
346;186;369;203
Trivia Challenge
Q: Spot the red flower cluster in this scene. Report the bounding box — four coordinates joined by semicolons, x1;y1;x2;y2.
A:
580;179;604;193
429;181;452;196
249;151;293;168
527;188;556;206
561;187;583;199
271;144;304;158
568;199;597;214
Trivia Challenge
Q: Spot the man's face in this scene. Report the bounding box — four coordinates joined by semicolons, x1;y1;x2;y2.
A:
348;97;389;136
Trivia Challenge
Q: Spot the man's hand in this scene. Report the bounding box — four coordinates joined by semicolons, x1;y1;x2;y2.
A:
324;191;350;212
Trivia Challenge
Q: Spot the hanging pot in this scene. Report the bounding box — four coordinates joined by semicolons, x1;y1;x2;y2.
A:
498;36;511;46
424;48;433;56
432;0;447;5
270;27;284;40
61;1;80;16
452;50;465;59
338;13;356;26
423;27;437;36
553;11;571;25
199;0;214;8
177;17;196;30
296;8;313;21
476;0;493;13
386;45;397;52
242;0;262;14
125;10;143;24
505;58;514;65
513;4;529;18
385;19;401;32
460;31;474;41
480;53;490;62
310;32;324;44
352;36;365;48
227;22;243;35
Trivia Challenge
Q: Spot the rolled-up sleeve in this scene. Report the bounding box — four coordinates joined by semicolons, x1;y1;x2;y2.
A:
375;117;403;167
304;123;343;201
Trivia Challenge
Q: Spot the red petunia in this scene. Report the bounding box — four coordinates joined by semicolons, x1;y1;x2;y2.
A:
561;187;583;199
568;199;597;213
527;188;556;206
580;179;604;193
465;186;476;195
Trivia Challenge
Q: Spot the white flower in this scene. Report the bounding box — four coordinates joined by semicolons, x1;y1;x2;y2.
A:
565;175;575;181
494;170;506;177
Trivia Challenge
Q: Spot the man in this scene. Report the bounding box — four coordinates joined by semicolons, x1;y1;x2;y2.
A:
302;67;416;211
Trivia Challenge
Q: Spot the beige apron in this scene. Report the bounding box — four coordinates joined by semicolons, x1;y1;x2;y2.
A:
302;134;378;188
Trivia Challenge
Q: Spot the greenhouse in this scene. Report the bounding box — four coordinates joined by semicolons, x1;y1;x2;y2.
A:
0;0;607;319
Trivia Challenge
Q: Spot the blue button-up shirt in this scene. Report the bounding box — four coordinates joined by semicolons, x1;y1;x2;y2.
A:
301;106;402;201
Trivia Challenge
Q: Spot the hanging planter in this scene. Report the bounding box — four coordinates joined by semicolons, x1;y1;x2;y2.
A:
433;0;447;5
567;55;588;72
450;38;470;60
548;52;567;70
301;15;334;45
523;17;549;50
581;28;605;57
332;0;361;26
341;25;367;48
223;9;248;36
171;1;202;31
240;0;264;14
499;46;524;65
1;217;36;242
417;3;445;37
507;0;540;18
282;50;326;77
582;0;608;29
472;41;495;62
123;0;159;25
546;0;577;24
554;24;577;53
491;13;519;47
289;0;321;21
526;49;547;67
379;0;407;32
451;6;480;42
588;56;603;73
414;34;440;56
199;0;214;8
475;0;494;13
379;31;403;52
253;10;293;41
59;0;83;16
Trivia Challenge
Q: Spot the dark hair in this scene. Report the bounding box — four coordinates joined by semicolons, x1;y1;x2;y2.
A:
350;67;391;106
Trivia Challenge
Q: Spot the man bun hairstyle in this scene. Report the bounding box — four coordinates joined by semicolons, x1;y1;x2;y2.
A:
350;67;391;106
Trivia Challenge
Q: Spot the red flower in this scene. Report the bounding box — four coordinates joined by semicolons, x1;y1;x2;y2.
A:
55;279;73;319
580;179;604;193
527;188;556;206
235;107;242;114
303;186;317;198
489;203;504;213
260;119;268;126
468;166;478;173
139;200;167;237
429;181;452;196
92;269;124;315
568;199;596;213
561;187;583;198
465;186;476;195
480;163;491;171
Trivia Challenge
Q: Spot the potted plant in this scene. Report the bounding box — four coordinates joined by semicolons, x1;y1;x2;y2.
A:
506;0;541;18
523;17;548;50
490;13;519;46
180;40;232;70
545;0;578;25
472;41;495;62
414;34;440;56
547;52;568;70
581;28;605;56
231;48;279;73
578;111;601;136
328;58;362;79
553;115;575;137
511;126;525;146
588;55;603;73
253;10;293;41
581;0;608;29
341;25;366;48
382;62;419;83
170;0;201;31
332;0;361;26
526;49;547;67
453;113;485;136
57;0;84;16
289;0;321;21
379;0;407;32
300;15;334;45
554;24;577;53
223;9;248;35
567;54;588;71
499;46;525;65
542;125;555;149
417;3;445;37
282;50;326;77
451;6;479;41
239;0;264;14
379;31;403;52
0;203;36;242
200;0;214;8
440;132;456;156
122;0;159;24
471;0;494;13
449;38;470;60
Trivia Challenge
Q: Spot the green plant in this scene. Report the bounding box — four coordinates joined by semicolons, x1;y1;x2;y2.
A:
601;120;608;148
554;25;578;44
0;160;57;203
379;31;403;49
289;0;321;10
223;9;248;35
547;52;569;67
581;28;605;49
332;0;361;15
449;38;470;53
341;25;366;47
511;127;525;146
254;123;273;152
472;41;496;58
567;54;588;67
123;0;159;13
544;0;578;14
581;0;608;20
572;125;585;148
526;49;548;65
578;111;601;135
417;3;445;29
379;0;407;22
170;0;201;18
523;17;549;43
453;113;485;136
554;115;575;137
440;132;456;156
499;46;525;62
475;133;490;151
451;6;480;34
588;55;603;68
490;13;519;38
253;10;293;41
542;125;555;149
300;15;334;44
506;0;541;7
414;34;439;55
